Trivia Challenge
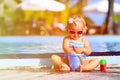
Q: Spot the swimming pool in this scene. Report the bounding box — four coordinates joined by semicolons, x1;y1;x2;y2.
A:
0;36;120;66
0;36;120;54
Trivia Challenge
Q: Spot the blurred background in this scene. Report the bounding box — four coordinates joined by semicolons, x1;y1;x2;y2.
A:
0;0;120;67
0;0;120;36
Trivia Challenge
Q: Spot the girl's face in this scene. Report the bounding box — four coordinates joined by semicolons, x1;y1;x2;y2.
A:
68;22;84;40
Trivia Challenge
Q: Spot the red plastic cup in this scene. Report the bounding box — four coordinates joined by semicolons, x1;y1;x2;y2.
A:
100;64;106;72
100;56;107;72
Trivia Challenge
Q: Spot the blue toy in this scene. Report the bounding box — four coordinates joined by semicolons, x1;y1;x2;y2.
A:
68;54;82;71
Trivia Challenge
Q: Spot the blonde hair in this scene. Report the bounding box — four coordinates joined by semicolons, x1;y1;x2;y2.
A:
66;16;88;33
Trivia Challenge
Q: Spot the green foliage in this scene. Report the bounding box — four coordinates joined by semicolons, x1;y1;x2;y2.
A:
114;14;120;22
0;0;4;3
14;0;22;3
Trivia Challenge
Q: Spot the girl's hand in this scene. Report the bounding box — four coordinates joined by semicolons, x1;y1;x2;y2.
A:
74;48;85;54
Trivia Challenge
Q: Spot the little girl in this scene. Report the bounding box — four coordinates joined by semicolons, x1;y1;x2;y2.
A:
51;16;99;72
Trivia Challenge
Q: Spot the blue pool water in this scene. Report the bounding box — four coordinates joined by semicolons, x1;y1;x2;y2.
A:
0;36;120;66
0;36;120;54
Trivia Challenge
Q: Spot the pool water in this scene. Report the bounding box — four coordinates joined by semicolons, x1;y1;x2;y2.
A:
0;36;63;54
0;36;120;54
0;36;120;66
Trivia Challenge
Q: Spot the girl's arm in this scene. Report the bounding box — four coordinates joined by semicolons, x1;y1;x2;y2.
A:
62;37;76;54
75;38;91;55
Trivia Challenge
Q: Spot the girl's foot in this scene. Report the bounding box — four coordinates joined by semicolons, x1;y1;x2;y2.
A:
76;65;82;72
59;63;70;72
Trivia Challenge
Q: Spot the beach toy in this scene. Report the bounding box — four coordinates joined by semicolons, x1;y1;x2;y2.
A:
68;54;81;71
67;46;83;71
72;46;76;52
72;46;84;64
100;56;107;72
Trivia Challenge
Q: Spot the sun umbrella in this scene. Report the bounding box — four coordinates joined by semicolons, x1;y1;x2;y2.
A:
83;0;120;14
17;0;65;12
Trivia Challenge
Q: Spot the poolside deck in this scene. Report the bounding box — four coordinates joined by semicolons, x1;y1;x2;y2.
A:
0;64;120;80
0;52;120;59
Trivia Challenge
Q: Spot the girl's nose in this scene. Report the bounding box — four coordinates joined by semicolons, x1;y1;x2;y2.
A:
75;33;79;35
74;33;78;37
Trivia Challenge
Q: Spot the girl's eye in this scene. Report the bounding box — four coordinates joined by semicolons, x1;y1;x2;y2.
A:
69;30;83;34
77;31;83;34
69;31;75;34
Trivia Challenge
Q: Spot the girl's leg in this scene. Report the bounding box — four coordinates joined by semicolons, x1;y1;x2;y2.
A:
83;58;99;71
76;58;99;72
51;55;70;72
